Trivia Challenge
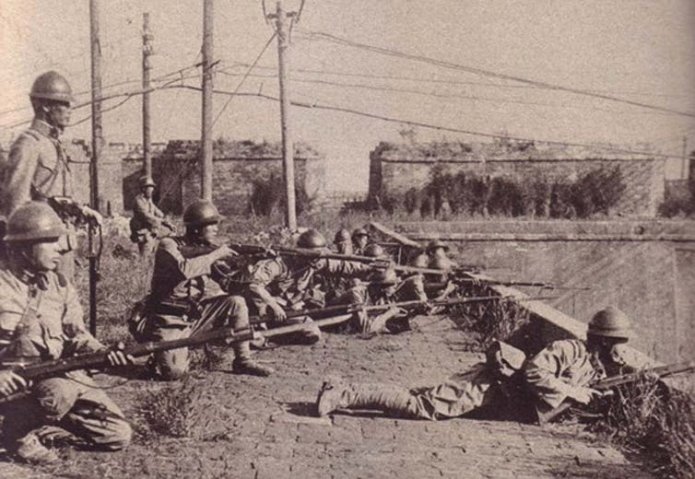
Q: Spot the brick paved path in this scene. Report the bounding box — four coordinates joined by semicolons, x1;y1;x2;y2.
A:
0;315;652;478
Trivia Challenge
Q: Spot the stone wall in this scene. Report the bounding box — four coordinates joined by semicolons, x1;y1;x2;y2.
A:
369;141;666;217
65;141;123;215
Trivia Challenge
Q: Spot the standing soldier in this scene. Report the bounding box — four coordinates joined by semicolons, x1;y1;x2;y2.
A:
130;175;174;256
0;71;102;279
0;202;132;464
132;199;272;380
333;229;353;255
351;228;370;256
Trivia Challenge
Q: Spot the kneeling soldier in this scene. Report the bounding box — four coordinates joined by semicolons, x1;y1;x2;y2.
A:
135;199;272;380
0;202;132;464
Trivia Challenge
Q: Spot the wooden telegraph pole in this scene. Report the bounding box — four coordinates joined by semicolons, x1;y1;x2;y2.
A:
88;0;102;335
201;0;214;200
275;0;298;231
142;12;153;178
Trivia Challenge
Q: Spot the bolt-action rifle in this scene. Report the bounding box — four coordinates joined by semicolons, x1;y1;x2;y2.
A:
0;314;355;406
536;360;695;425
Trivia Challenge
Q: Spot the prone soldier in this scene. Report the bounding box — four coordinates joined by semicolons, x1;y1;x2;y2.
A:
316;306;635;422
333;228;353;255
131;199;272;380
0;202;131;464
351;228;370;256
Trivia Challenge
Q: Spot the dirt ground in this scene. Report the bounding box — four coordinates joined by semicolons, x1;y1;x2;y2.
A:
0;314;653;479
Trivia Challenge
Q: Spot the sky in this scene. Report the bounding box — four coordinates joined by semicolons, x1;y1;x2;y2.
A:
1;0;695;192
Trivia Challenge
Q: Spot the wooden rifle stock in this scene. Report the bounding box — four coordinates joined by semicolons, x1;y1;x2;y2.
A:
537;360;695;424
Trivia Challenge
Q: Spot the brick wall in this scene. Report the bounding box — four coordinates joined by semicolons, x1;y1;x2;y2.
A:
369;142;665;217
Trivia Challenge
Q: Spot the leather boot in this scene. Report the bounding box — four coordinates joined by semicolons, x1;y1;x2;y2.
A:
317;378;420;418
231;340;274;376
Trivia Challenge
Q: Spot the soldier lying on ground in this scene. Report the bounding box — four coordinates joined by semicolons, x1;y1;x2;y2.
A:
316;307;635;421
0;202;132;464
237;229;372;345
129;199;273;380
351;228;369;256
426;240;458;271
333;228;353;255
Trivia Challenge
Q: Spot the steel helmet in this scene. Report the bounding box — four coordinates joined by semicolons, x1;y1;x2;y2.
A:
297;229;327;249
333;228;351;244
426;239;450;253
139;175;156;188
4;201;66;242
352;228;369;240
363;243;385;258
183;199;222;226
588;307;632;339
410;253;429;268
30;71;75;105
371;268;398;286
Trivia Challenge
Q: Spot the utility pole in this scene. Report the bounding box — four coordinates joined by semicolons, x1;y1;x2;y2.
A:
274;0;297;231
201;0;214;200
88;0;103;335
682;136;688;179
142;12;153;178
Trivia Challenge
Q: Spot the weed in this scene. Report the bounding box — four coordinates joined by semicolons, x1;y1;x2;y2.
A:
589;377;695;478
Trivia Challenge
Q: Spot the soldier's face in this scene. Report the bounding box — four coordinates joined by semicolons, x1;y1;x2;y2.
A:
355;236;368;248
143;186;155;199
199;223;219;243
30;239;63;271
46;102;72;129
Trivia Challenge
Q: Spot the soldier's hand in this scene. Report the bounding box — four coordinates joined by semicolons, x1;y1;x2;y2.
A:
81;206;103;226
214;245;238;260
569;386;604;405
0;370;28;397
269;303;287;322
106;343;134;367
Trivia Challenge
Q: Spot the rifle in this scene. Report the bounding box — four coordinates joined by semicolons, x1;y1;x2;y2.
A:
249;294;559;326
431;278;591;291
0;313;353;406
537;360;695;424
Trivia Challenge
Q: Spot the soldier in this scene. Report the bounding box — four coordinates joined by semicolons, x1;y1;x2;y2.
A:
316;307;634;422
242;229;371;345
130;175;174;256
426;240;458;270
0;71;102;279
351;228;370;256
333;229;353;255
133;199;272;380
0;202;132;464
524;306;635;418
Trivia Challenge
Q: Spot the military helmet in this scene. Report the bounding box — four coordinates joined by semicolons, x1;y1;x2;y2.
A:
363;243;385;258
297;229;327;249
333;228;351;244
30;71;75;105
410;253;429;268
183;199;222;227
588;306;632;339
4;201;66;242
426;239;450;252
352;228;369;240
139;175;156;188
371;268;398;286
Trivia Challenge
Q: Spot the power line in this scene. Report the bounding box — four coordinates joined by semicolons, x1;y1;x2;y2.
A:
212;32;276;127
298;29;695;119
224;62;691;99
216;68;677;117
171;84;681;160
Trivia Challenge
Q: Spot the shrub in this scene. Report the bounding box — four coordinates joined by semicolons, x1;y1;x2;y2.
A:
248;175;312;216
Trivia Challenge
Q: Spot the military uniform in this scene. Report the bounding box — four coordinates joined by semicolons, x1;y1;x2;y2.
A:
244;256;371;343
0;264;131;453
130;192;167;255
135;235;261;379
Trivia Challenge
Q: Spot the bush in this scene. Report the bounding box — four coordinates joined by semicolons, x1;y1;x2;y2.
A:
248;175;312;216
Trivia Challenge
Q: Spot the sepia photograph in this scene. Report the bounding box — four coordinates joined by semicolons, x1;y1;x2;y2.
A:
0;1;694;477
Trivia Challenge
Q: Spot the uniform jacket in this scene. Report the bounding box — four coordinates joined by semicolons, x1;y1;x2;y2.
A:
0;119;73;217
131;193;165;234
523;339;628;408
0;264;103;362
149;236;225;306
